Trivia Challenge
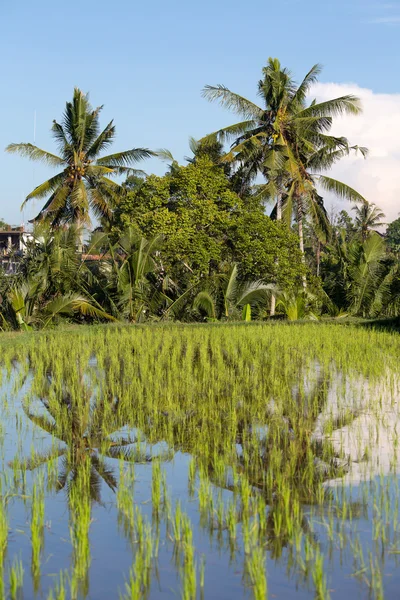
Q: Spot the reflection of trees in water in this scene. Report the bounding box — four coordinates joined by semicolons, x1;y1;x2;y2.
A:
12;367;171;598
16;369;170;501
154;369;347;493
12;360;362;593
20;392;135;501
142;368;358;560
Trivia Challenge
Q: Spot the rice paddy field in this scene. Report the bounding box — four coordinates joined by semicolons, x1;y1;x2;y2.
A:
1;322;400;599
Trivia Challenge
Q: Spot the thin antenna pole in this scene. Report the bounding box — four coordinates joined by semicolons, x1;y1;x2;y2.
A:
30;109;37;223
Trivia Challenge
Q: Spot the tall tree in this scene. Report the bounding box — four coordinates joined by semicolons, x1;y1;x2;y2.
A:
112;157;305;293
6;88;154;229
202;58;367;292
202;58;366;209
352;202;385;241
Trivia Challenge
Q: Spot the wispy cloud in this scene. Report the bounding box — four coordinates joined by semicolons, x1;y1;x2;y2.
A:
369;15;400;22
366;1;400;24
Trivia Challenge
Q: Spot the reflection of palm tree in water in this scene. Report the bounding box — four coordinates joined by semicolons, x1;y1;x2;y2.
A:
12;368;171;598
16;370;166;502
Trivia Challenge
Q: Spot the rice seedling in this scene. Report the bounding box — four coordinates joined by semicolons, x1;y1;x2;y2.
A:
9;557;24;600
46;571;67;600
246;545;268;600
30;477;45;590
312;550;330;600
120;515;154;600
199;554;205;595
151;459;161;519
0;496;7;600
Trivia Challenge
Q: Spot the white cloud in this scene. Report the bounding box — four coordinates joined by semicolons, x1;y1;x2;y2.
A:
369;16;400;23
310;82;400;224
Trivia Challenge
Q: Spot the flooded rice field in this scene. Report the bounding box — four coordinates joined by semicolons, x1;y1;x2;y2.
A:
0;323;400;599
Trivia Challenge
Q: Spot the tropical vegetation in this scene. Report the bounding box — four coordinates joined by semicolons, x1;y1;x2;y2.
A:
2;58;399;330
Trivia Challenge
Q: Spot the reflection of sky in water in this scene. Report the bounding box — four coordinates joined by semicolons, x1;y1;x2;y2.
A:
2;364;400;599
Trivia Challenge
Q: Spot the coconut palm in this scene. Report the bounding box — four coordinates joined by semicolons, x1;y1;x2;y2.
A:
202;58;366;208
352;202;385;241
6;88;155;228
202;59;367;293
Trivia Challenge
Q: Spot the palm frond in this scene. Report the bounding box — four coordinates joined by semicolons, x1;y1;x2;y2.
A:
156;148;176;163
202;85;264;119
9;447;66;471
42;294;116;327
193;291;216;319
91;455;117;493
6;143;65;167
224;264;240;305
24;172;67;202
96;148;155;167
51;121;72;158
299;95;362;119
316;175;367;203
291;64;323;105
86;120;115;159
201;120;260;145
236;282;274;307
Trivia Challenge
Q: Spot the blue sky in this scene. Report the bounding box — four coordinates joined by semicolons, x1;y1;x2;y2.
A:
1;0;399;224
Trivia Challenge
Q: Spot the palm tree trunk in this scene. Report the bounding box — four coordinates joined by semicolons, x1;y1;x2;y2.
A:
316;240;321;277
270;193;282;316
76;219;84;254
270;294;276;317
297;200;307;291
276;193;282;221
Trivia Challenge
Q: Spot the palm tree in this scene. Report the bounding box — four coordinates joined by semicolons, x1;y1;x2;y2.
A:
193;263;272;320
202;58;367;293
275;288;318;321
6;88;155;230
352;202;385;241
4;282;114;331
322;230;395;317
202;58;366;209
96;229;171;322
346;233;394;316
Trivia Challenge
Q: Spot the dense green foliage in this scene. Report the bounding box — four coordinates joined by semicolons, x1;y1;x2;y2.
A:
112;158;303;289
